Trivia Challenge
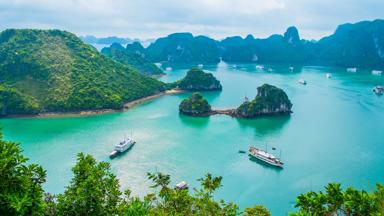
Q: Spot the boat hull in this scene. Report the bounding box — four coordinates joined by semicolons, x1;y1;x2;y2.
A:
248;153;283;168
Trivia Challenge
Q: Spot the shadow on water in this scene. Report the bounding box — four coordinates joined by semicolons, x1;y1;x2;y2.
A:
248;155;283;172
178;114;211;129
236;115;291;137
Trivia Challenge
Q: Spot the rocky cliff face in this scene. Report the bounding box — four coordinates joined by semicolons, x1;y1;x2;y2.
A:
179;93;211;116
236;84;292;118
177;68;222;91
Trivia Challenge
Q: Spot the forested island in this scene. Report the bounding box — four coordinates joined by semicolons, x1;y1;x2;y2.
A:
179;84;292;118
0;29;166;116
176;68;222;91
179;93;212;116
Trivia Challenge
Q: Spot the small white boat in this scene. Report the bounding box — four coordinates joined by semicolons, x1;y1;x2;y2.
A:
298;78;307;85
267;68;273;72
165;67;172;71
373;86;383;95
326;73;332;78
347;67;357;73
256;65;264;70
248;146;283;168
372;70;383;76
175;181;189;190
198;64;203;68
110;137;136;159
289;66;294;72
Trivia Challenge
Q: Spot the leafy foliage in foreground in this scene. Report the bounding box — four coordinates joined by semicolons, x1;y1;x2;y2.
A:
1;132;384;215
0;29;165;115
291;183;384;216
0;132;46;215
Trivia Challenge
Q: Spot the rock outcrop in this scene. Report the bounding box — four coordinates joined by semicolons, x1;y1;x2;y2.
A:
236;84;292;118
177;68;222;91
179;93;211;116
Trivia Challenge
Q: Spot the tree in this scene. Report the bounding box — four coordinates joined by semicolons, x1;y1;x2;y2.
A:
0;131;46;215
56;153;122;216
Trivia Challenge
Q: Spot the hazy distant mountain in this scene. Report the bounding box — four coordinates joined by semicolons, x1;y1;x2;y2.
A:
309;19;384;69
81;19;384;69
220;26;308;63
101;43;164;76
80;35;134;45
146;33;221;63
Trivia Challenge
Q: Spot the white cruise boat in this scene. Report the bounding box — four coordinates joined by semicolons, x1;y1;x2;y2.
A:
165;67;172;71
298;78;307;85
372;70;383;76
373;86;383;95
256;65;264;70
110;137;136;158
175;181;189;190
347;67;357;73
289;66;294;72
326;73;332;78
198;64;203;68
249;146;283;168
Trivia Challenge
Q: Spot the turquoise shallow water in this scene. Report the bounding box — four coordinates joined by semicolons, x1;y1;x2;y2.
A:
1;62;384;215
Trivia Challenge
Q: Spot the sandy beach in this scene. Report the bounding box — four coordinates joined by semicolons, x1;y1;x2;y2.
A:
5;89;185;119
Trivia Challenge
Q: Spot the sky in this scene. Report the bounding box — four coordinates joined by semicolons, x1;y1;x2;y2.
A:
0;0;383;40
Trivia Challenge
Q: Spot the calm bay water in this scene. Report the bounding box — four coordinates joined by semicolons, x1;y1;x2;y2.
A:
1;62;384;215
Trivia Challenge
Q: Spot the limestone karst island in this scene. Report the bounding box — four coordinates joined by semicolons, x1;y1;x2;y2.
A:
1;1;384;215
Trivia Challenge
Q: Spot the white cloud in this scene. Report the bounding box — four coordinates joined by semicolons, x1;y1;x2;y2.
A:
0;0;383;40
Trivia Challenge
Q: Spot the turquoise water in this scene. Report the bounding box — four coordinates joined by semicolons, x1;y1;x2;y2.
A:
1;62;384;215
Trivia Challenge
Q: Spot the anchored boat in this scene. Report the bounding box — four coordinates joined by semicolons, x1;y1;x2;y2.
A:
109;137;136;158
298;78;307;85
373;86;383;95
248;146;283;168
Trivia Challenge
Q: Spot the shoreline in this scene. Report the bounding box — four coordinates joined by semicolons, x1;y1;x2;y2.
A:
3;89;185;119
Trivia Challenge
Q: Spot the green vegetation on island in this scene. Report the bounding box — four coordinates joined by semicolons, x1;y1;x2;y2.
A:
179;92;212;116
0;29;166;116
146;33;221;63
101;43;164;76
177;68;222;91
236;84;292;118
1;131;384;215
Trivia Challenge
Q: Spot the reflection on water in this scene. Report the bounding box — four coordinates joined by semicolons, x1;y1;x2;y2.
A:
236;115;291;137
178;114;211;128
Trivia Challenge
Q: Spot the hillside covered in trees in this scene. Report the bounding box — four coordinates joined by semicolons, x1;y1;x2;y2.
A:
0;29;166;116
101;42;164;76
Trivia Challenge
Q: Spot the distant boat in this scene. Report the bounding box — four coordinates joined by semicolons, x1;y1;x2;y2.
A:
347;67;357;73
289;66;294;72
326;73;332;78
165;67;172;71
373;86;383;95
198;64;204;68
109;137;136;159
372;70;382;76
268;68;273;72
256;65;264;70
175;181;189;190
298;78;307;85
248;146;283;168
